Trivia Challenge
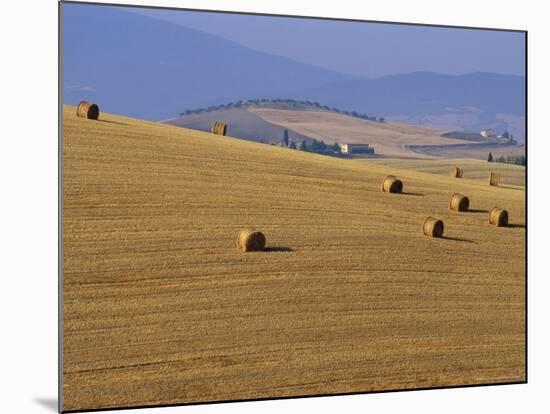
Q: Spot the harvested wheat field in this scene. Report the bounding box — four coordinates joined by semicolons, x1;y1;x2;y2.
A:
62;105;525;412
249;107;469;158
365;158;526;188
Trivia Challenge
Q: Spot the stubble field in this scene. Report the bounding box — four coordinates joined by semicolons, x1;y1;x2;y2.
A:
62;105;525;411
250;107;466;158
364;158;525;187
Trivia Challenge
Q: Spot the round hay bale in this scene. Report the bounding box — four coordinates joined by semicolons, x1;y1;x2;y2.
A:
423;216;444;238
76;101;99;120
381;175;403;193
451;167;463;178
449;193;470;212
489;207;508;227
211;121;227;136
489;172;501;187
237;228;266;252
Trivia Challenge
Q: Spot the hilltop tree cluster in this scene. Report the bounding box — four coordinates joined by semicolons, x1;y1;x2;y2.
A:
179;98;385;122
279;128;335;155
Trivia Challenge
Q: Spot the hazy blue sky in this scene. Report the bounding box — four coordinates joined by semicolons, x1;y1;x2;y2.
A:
131;7;525;78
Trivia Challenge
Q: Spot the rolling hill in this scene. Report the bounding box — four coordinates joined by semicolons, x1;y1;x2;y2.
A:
163;108;313;145
249;107;461;158
62;105;525;411
166;102;525;159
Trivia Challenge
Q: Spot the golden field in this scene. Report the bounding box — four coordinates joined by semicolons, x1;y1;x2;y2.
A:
403;143;527;160
62;105;525;411
364;158;526;188
249;108;525;160
250;107;467;158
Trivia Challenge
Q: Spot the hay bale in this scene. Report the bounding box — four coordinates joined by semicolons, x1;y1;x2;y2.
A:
451;167;463;178
237;228;266;252
76;101;99;120
449;193;470;212
211;121;227;136
381;175;403;193
489;207;508;227
489;172;501;186
423;216;444;238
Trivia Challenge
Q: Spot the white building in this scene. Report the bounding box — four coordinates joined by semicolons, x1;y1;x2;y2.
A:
480;128;496;138
340;143;373;155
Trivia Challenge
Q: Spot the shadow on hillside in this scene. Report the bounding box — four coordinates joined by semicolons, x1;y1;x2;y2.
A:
440;236;475;243
99;119;126;126
401;192;424;197
507;223;526;229
498;185;525;191
263;246;294;252
466;208;489;213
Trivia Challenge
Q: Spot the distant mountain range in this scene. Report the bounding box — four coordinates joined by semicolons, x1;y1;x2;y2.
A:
63;6;347;121
63;6;525;141
292;71;524;118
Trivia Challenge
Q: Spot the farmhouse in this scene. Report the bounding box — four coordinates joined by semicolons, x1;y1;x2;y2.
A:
340;143;374;155
480;128;496;138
